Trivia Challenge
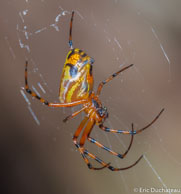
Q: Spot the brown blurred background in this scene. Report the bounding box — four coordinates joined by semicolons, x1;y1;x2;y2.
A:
1;0;181;194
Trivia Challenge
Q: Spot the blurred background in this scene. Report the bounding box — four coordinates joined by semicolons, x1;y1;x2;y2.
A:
1;0;181;194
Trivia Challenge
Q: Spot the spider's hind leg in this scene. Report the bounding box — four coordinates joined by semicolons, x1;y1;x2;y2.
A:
96;64;133;96
69;11;74;49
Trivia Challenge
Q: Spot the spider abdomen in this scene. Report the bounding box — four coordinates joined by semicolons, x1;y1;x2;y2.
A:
59;48;94;103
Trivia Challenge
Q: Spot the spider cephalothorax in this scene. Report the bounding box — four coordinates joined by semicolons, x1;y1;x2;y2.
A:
82;94;109;125
97;106;108;119
24;11;164;171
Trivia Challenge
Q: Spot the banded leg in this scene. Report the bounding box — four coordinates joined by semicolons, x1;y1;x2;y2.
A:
84;149;110;169
25;61;87;107
107;124;143;171
99;108;164;135
73;117;110;170
108;155;143;171
96;64;133;96
82;122;141;171
87;123;134;159
86;124;144;171
69;11;74;49
84;149;143;171
63;106;87;122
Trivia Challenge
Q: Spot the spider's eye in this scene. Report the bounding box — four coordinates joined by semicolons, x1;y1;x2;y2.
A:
98;108;103;117
68;64;78;78
98;106;108;117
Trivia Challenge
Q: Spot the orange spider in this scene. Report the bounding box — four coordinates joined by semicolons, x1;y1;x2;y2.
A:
25;11;164;171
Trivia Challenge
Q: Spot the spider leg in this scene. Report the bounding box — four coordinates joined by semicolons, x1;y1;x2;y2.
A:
108;155;143;171
99;108;164;135
73;117;110;170
84;149;111;169
79;147;110;170
86;124;143;171
63;106;87;122
96;64;133;96
87;123;134;159
69;11;74;49
85;149;143;171
25;61;87;107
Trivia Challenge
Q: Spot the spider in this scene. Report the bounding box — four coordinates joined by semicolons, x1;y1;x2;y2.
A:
24;11;164;171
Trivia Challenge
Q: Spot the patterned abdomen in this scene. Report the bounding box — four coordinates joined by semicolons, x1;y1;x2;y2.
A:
59;48;94;103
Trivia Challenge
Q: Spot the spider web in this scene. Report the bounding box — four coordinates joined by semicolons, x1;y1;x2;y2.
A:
1;1;181;194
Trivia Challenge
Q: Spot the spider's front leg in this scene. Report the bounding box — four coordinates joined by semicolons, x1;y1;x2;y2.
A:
87;123;135;159
99;108;164;135
73;117;110;170
87;123;143;171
